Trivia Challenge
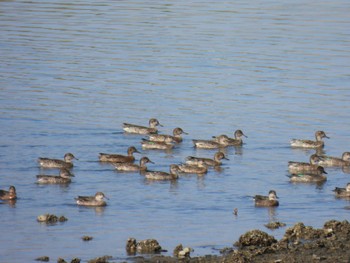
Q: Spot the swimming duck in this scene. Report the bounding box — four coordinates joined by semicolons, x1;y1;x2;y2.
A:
148;127;188;143
177;160;208;175
254;190;279;207
317;152;350;167
37;169;74;184
0;186;17;200
288;154;324;174
185;151;229;167
123;118;162;134
75;192;108;207
141;139;174;150
114;156;154;172
144;164;179;180
99;146;140;163
38;153;78;169
193;135;231;149
290;131;329;148
288;166;327;183
212;129;247;146
333;183;350;198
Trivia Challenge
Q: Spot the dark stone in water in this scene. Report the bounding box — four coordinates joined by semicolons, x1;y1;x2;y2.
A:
264;221;286;229
87;255;112;263
82;235;93;241
35;256;49;262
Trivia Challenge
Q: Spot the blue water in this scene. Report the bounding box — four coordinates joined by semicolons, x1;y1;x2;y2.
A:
1;0;350;262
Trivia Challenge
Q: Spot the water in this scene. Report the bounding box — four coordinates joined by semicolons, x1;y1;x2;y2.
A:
1;0;350;262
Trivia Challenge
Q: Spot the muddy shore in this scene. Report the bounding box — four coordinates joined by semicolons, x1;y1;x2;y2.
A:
37;219;350;263
131;219;350;263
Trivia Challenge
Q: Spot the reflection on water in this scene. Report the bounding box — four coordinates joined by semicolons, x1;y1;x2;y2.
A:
1;0;350;262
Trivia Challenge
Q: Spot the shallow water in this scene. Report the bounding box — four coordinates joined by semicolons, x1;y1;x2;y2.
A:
1;0;350;262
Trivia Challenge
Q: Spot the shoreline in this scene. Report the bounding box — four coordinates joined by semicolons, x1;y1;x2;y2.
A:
129;219;350;263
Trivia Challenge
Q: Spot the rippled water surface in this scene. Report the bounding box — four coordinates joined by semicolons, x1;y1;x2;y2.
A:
1;0;350;262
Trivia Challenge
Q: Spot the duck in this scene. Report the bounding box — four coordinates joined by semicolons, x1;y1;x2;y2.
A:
144;164;180;180
75;192;108;207
36;168;74;184
141;139;174;150
254;190;279;207
123;118;162;134
38;153;78;169
288;154;324;174
193;135;231;149
148;127;188;143
114;156;154;172
99;146;140;163
212;129;247;146
288;166;327;183
290;131;329;148
317;152;350;167
333;183;350;198
177;160;208;175
185;151;229;167
0;186;17;200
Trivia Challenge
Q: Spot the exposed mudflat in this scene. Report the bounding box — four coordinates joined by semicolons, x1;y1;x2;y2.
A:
130;219;350;263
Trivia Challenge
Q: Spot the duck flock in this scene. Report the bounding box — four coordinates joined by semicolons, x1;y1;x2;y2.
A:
1;118;350;208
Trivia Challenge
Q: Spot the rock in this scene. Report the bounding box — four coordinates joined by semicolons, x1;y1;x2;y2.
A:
35;256;49;262
264;221;286;229
284;222;322;241
70;258;81;263
87;255;112;263
235;229;277;248
136;239;162;253
173;244;193;259
178;247;193;259
57;258;67;263
126;237;137;254
82;236;93;241
173;244;183;257
37;214;68;224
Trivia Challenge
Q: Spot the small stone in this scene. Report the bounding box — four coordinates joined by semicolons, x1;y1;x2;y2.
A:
87;255;112;263
173;244;183;257
126;237;137;254
35;256;49;262
57;258;67;263
264;221;286;229
59;216;68;222
82;236;93;241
